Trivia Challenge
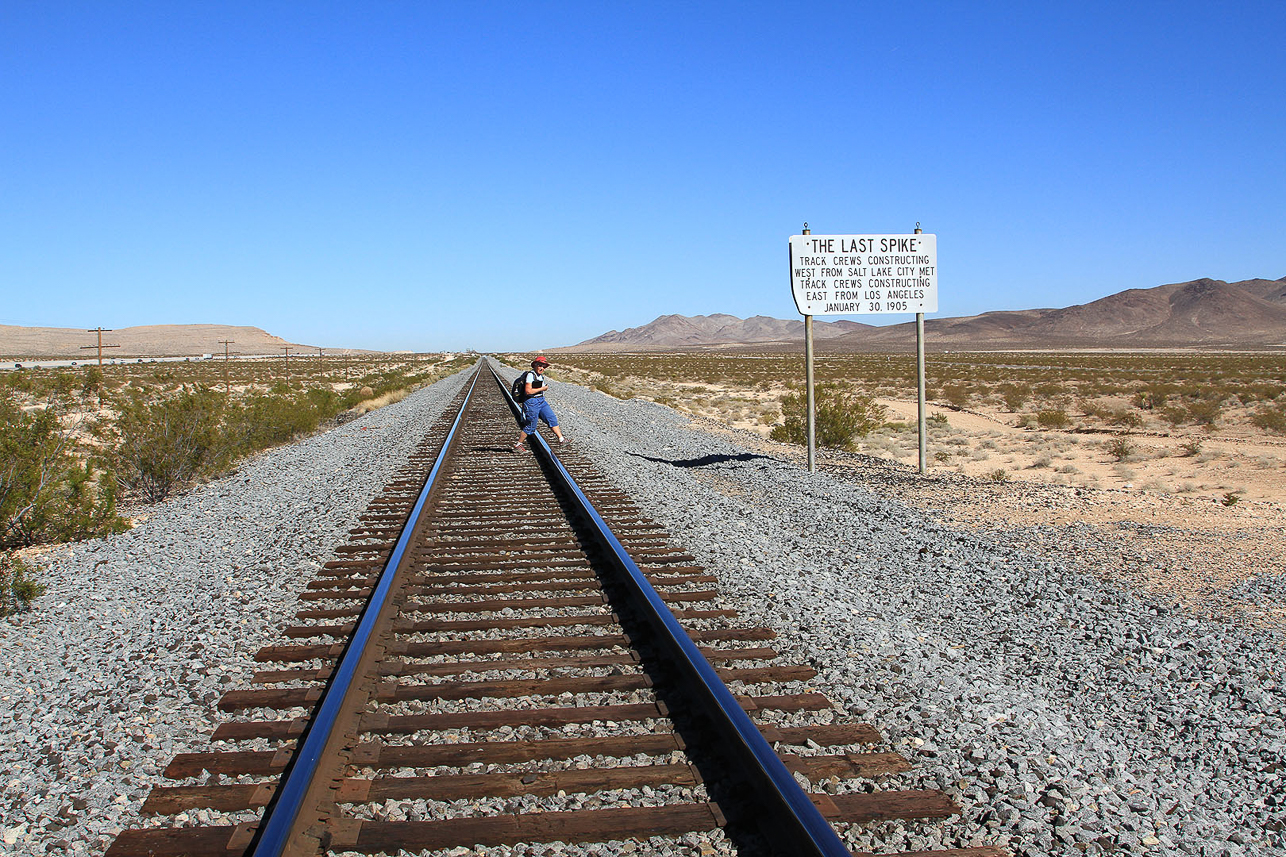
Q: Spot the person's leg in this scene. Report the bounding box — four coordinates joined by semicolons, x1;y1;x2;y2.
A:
538;401;565;442
514;400;538;450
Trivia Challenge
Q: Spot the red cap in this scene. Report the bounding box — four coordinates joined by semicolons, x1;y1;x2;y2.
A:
532;356;549;367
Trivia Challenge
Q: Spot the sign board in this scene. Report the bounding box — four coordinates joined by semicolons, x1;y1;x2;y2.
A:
789;233;937;315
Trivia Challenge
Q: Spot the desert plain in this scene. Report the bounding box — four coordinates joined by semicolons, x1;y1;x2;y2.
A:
543;350;1286;629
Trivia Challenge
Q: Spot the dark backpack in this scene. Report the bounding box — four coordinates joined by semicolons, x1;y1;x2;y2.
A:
511;373;529;403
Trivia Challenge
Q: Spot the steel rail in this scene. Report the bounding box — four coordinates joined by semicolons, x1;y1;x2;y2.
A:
247;365;482;857
493;360;852;857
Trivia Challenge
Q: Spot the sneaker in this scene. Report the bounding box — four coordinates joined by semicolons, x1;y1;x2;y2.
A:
558;436;570;444
512;441;525;453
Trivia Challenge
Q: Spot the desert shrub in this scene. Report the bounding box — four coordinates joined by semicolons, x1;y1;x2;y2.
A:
81;367;105;400
1110;409;1143;429
1134;383;1173;410
1037;409;1069;428
0;552;46;617
113;387;227;502
1185;398;1221;427
985;468;1008;482
43;372;78;400
1106;436;1136;462
1001;383;1030;412
941;384;971;409
595;380;623;399
222;390;327;457
771;384;885;450
1251;405;1286;435
1179;438;1203;456
1161;406;1188;427
3;371;34;394
0;394;127;549
1077;399;1111;419
1243;382;1284;403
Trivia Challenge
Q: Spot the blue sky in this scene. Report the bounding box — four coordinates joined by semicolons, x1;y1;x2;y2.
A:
3;2;1283;351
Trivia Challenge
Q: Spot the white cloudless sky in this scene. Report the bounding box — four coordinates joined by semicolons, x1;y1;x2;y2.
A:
2;2;1283;351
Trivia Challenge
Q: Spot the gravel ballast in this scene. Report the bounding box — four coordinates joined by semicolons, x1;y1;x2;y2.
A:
1;369;470;853
5;365;1283;856
538;372;1284;857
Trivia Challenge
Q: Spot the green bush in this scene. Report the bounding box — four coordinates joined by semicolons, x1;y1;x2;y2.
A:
113;386;228;502
0;552;46;617
1251;405;1286;434
1110;409;1143;429
0;393;127;549
1037;409;1069;428
222;389;329;456
1106;436;1136;462
941;384;971;409
771;384;885;450
1001;383;1030;412
1185;398;1222;427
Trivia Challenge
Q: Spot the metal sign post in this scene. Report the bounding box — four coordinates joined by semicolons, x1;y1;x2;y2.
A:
788;226;938;474
805;314;816;472
801;225;816;472
914;225;927;474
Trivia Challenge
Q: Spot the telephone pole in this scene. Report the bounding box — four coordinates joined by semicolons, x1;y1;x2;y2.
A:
218;340;235;395
282;346;293;382
81;327;120;366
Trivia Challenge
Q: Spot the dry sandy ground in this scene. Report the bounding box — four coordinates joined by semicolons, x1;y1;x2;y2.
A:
674;404;1286;633
869;398;1286;505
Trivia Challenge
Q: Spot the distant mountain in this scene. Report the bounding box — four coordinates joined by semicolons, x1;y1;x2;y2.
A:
570;314;873;350
0;324;333;358
557;277;1286;351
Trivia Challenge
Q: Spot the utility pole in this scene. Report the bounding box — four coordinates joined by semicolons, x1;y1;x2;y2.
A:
282;346;292;382
317;348;324;376
81;327;120;366
218;340;235;396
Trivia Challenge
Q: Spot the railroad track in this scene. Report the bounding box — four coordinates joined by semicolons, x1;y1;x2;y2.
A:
106;361;1005;857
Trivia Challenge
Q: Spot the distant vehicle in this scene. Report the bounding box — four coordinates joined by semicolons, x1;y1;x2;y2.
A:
137;358;144;363
13;363;22;369
70;361;77;366
201;354;213;360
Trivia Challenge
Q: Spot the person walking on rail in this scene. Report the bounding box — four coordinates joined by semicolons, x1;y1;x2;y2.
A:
513;356;567;451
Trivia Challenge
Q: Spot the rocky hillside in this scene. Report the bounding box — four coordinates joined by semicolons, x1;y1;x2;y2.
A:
0;324;324;358
571;314;873;350
561;277;1286;351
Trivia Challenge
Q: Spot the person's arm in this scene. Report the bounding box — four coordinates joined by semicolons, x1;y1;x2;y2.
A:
523;373;547;396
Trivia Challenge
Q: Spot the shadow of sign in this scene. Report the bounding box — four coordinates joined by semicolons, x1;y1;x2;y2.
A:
626;451;772;469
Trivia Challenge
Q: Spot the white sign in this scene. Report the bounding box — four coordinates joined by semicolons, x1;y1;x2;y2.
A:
789;233;937;315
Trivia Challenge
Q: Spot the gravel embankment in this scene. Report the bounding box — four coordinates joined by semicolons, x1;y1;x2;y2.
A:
5;366;1283;856
0;369;470;854
539;374;1285;857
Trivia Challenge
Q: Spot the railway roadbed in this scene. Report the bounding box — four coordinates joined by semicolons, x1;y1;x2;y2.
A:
545;372;1285;856
3;363;1284;856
